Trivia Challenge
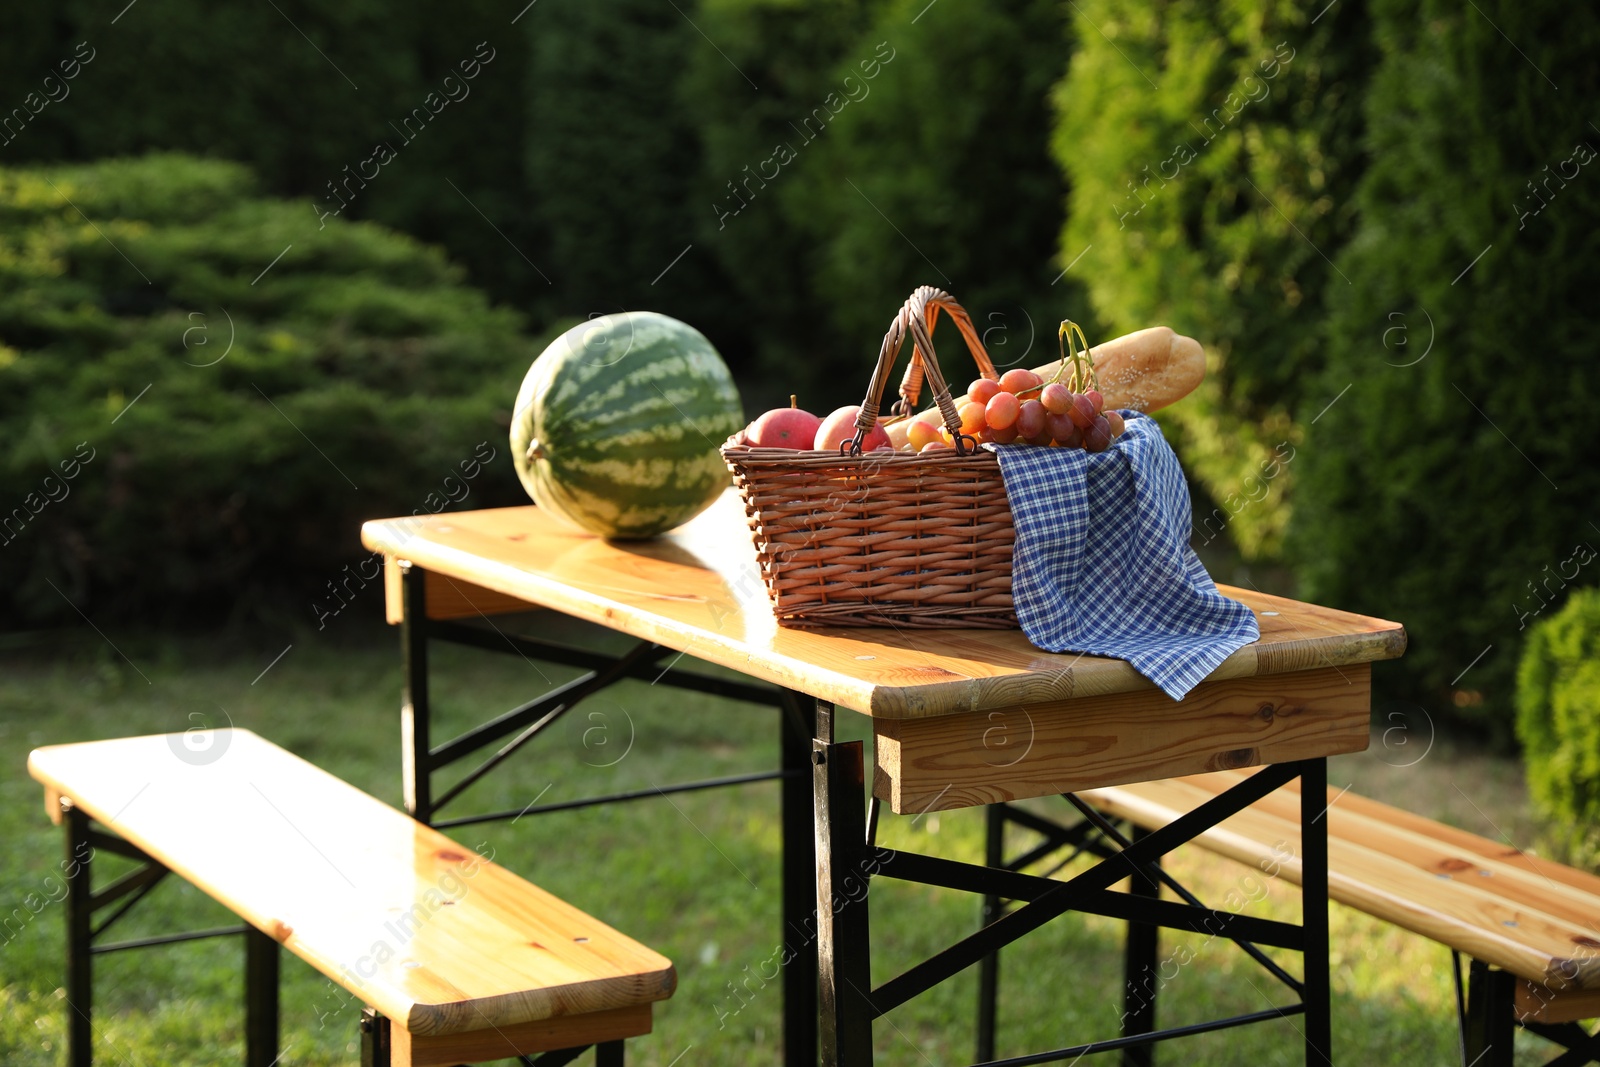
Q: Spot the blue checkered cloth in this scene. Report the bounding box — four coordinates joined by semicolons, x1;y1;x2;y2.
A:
985;412;1258;700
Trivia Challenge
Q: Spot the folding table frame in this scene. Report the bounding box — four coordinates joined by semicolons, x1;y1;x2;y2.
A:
396;562;820;1067
810;700;1331;1067
395;562;1338;1067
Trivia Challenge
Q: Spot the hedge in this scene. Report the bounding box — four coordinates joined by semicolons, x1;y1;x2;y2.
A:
1517;586;1600;866
1052;0;1376;558
0;154;542;627
1290;0;1600;733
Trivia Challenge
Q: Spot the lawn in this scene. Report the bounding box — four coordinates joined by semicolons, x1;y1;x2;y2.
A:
0;615;1554;1065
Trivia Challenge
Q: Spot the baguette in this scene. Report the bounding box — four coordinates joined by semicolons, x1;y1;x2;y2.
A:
1080;326;1205;413
944;326;1204;413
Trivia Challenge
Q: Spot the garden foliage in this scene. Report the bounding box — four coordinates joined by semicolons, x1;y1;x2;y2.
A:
5;1;1599;738
0;154;539;626
1;1;1083;407
777;0;1089;400
0;2;538;303
1291;0;1600;731
521;0;739;349
679;0;889;402
1052;0;1375;558
1517;588;1600;866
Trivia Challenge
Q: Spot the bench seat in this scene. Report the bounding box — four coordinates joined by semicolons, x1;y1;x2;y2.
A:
1079;769;1600;1026
29;728;675;1062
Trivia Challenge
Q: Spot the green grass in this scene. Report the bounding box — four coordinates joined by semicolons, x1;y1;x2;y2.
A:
0;617;1563;1064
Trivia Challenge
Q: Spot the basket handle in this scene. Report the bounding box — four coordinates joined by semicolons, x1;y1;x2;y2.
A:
850;286;991;456
893;296;998;417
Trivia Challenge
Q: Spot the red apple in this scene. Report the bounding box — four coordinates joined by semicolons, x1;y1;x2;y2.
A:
746;399;822;449
815;405;891;453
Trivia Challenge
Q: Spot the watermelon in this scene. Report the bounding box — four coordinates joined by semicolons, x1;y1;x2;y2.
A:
511;312;744;539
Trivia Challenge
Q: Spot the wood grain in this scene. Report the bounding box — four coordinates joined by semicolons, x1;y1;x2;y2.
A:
873;665;1371;813
361;492;1406;720
1213;779;1600;926
28;730;676;1036
1515;980;1600;1024
1079;771;1600;992
390;1004;651;1065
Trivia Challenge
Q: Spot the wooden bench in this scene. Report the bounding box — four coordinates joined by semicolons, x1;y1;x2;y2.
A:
1076;769;1600;1066
28;729;676;1066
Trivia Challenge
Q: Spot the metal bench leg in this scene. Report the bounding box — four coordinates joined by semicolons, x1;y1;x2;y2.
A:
64;803;93;1067
1121;824;1160;1067
244;924;280;1067
400;560;434;824
360;1007;391;1067
1300;758;1332;1066
1463;959;1516;1067
975;804;1004;1064
782;691;820;1067
815;702;873;1067
594;1040;625;1066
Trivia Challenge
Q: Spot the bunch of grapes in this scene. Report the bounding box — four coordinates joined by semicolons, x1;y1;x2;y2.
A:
901;319;1126;455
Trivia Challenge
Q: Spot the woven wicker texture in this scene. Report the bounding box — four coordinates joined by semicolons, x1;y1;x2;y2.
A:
722;286;1021;628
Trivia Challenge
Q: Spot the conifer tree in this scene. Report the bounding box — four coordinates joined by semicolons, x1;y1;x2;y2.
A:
1053;0;1375;558
1293;0;1600;733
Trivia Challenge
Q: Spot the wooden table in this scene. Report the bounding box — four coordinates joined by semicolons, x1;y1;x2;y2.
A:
362;490;1406;1066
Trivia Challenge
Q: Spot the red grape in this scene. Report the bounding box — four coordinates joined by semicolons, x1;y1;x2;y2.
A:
999;368;1042;394
1040;383;1073;415
1084;415;1112;452
1105;410;1126;438
988;423;1018;444
1084;389;1105;415
1015;399;1047;439
968;377;1001;405
1068;393;1097;430
1045;411;1077;443
985;391;1020;429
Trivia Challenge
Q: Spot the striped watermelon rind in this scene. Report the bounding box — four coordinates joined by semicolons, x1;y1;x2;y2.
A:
511;312;744;539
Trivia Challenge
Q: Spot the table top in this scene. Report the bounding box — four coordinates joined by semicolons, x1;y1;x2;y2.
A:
361;491;1405;720
29;729;676;1036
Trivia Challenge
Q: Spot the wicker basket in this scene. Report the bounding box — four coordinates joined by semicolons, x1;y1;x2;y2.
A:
721;286;1020;629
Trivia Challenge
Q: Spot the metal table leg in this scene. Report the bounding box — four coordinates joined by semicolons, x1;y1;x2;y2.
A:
814;700;873;1067
1463;959;1516;1067
975;804;1004;1064
782;691;820;1067
64;803;92;1067
1121;824;1160;1067
400;561;433;823
1299;757;1332;1065
360;1007;390;1066
244;924;280;1067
